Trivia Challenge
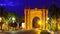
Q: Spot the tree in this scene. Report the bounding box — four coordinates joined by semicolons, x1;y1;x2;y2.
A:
5;11;19;22
0;7;6;30
19;16;24;27
40;30;51;34
9;22;17;28
6;11;24;30
49;4;59;31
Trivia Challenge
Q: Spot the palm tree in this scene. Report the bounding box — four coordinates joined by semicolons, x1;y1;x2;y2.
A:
0;7;6;30
49;4;59;31
4;11;19;30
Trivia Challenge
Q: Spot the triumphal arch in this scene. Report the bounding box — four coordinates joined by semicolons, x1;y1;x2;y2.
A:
24;8;48;30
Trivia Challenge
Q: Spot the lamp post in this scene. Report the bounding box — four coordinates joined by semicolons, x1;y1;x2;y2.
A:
12;17;15;23
12;17;16;31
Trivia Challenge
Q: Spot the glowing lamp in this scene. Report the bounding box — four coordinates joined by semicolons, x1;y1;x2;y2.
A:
22;23;25;28
12;17;15;21
47;18;49;20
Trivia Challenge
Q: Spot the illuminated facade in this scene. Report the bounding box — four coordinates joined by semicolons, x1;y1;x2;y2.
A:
24;8;48;30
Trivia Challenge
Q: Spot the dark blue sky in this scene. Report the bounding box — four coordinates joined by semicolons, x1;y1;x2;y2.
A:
0;0;60;16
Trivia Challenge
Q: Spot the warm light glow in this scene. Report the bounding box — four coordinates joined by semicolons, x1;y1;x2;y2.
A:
24;8;48;30
22;23;25;28
0;17;2;20
13;21;15;23
38;21;41;24
35;29;41;34
12;17;15;21
0;17;2;22
47;18;49;20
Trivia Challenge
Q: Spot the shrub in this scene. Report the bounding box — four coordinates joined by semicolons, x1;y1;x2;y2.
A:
40;30;51;34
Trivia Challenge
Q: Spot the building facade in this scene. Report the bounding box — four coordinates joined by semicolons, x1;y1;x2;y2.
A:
24;8;49;30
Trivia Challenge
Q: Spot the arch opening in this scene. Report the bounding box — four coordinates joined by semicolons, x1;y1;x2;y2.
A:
32;17;40;28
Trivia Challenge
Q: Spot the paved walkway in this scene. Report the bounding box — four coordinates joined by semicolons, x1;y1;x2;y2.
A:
0;30;36;34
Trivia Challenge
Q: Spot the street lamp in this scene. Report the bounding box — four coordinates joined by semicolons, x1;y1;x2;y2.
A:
47;18;49;20
12;17;15;21
12;17;15;23
12;17;16;31
46;18;49;23
22;22;25;28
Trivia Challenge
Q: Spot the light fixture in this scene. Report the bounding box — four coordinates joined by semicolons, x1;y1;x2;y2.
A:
22;22;25;28
47;18;49;20
12;17;15;21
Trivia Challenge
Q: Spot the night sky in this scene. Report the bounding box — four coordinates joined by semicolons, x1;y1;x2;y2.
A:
0;0;60;16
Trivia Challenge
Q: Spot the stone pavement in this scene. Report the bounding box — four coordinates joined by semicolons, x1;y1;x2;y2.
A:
0;30;36;34
54;31;60;34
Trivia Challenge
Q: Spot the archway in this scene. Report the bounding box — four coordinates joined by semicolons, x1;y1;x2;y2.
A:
32;17;40;28
24;8;48;30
